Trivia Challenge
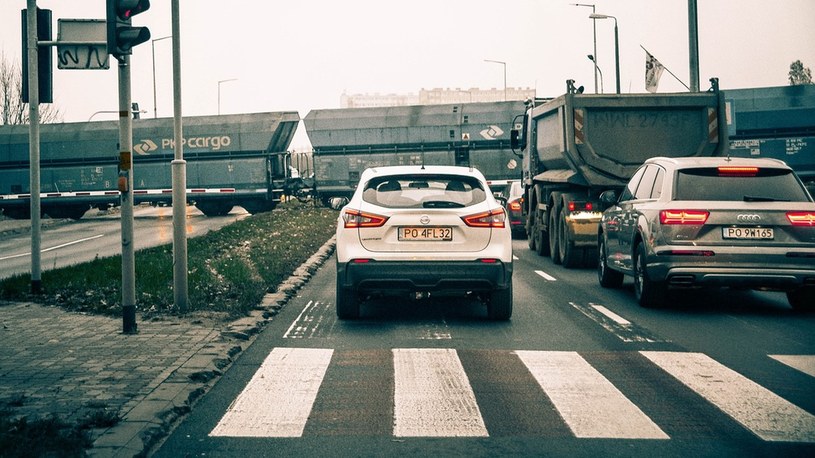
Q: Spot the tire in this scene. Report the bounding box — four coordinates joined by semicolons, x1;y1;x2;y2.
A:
598;236;624;288
336;287;359;319
527;211;537;251
634;242;666;308
549;205;562;264
534;210;550;257
488;283;513;321
558;206;584;268
787;287;815;312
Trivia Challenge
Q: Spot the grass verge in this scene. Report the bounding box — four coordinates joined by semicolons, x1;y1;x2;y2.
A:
0;201;336;320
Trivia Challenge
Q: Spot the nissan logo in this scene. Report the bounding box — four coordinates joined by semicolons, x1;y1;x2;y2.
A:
420;215;431;225
737;214;761;223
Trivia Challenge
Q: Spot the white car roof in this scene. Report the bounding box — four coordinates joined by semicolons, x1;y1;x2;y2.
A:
359;165;488;182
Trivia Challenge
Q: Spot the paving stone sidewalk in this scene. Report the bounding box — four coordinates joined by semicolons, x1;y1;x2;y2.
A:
0;237;335;457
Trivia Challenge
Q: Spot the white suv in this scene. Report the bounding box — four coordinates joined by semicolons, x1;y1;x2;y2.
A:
335;165;513;320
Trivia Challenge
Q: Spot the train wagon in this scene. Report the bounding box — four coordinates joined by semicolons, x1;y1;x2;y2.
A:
0;112;299;219
303;101;525;205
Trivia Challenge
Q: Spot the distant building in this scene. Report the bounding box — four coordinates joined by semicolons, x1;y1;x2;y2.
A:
340;87;535;108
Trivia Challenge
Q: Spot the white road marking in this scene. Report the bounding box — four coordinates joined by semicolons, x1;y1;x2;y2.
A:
209;347;333;437
0;234;105;261
534;270;557;281
642;351;815;442
769;354;815;378
393;348;488;437
591;304;631;325
284;301;331;339
516;350;669;439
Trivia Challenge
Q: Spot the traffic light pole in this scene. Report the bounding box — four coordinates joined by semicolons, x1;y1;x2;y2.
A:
25;1;42;295
118;55;137;334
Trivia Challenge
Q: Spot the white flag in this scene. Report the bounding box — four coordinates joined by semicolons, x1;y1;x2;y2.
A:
645;51;665;93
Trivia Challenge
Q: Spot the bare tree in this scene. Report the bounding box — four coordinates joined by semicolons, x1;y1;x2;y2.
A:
0;51;63;125
789;60;814;85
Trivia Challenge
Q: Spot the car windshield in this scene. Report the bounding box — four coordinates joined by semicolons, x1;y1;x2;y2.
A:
674;168;811;202
362;174;487;209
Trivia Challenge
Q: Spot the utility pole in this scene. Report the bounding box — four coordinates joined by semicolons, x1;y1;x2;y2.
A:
688;0;700;91
25;0;42;294
171;0;189;312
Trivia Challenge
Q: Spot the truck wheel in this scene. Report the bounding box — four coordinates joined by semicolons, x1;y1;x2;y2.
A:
549;206;562;264
598;236;624;288
634;242;666;308
534;210;550;257
527;211;537;251
487;283;512;321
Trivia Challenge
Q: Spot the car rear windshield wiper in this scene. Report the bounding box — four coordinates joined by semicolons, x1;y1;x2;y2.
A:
423;201;465;208
743;195;789;202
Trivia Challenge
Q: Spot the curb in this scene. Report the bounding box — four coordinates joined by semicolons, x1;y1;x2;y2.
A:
89;236;337;457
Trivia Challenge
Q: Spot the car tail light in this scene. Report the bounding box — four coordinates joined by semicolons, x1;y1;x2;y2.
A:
462;208;506;228
787;212;815;226
342;209;389;228
659;209;709;225
509;199;522;211
718;166;759;177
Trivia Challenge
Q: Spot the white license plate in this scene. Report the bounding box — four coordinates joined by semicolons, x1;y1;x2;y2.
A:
399;226;453;241
722;227;774;240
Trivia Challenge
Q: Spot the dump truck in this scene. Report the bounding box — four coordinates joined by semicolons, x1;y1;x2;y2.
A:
0;112;299;219
511;78;729;267
303;101;524;206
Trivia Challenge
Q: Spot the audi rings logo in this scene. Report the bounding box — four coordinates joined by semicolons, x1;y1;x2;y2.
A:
737;214;761;223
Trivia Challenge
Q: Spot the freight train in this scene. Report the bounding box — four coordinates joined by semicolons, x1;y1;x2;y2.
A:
0;111;299;219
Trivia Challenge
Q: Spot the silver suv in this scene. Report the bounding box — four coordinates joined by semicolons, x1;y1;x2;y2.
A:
597;156;815;310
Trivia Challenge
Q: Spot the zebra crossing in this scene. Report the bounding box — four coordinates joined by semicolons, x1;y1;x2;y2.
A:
210;348;815;443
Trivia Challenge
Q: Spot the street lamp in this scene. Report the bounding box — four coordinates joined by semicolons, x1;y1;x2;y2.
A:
217;78;237;115
151;35;171;118
484;59;506;101
589;13;620;94
587;55;604;93
572;3;599;94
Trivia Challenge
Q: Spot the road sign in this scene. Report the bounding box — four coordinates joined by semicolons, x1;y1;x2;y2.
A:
57;19;109;70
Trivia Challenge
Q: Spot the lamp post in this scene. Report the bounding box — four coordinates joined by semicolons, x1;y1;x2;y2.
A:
151;35;171;118
573;3;598;93
589;13;620;94
587;55;604;93
484;59;506;101
217;78;237;115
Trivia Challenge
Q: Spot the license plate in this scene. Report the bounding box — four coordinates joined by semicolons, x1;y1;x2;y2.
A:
722;227;774;240
399;226;453;241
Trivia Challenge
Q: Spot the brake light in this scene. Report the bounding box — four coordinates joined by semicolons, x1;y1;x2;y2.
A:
660;210;709;225
568;201;593;212
718;166;759;177
509;200;522;211
342;209;389;228
787;212;815;226
462;208;506;228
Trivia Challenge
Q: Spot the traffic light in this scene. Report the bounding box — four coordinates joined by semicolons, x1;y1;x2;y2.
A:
106;0;151;59
21;8;53;103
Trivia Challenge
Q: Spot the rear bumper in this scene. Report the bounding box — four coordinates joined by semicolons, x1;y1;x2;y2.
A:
337;260;513;294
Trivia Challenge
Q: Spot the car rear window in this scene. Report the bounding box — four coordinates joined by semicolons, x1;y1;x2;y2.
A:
362;174;487;208
674;167;811;202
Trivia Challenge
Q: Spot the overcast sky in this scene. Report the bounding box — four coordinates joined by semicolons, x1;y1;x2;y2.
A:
2;0;814;150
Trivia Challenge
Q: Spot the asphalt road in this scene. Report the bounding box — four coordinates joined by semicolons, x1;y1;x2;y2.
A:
0;205;249;280
154;239;815;457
